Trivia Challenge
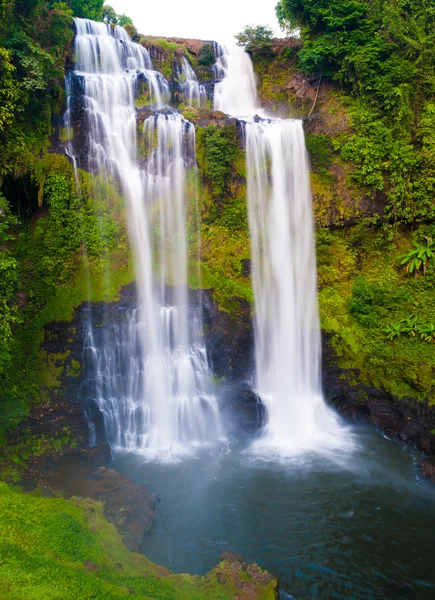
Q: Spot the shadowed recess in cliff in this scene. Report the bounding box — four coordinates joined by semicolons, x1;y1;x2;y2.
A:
66;18;221;460
214;43;354;456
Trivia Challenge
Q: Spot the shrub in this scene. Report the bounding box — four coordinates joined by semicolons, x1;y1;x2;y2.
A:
235;25;274;55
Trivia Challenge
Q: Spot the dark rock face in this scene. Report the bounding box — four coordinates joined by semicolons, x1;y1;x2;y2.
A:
86;466;155;552
21;282;435;486
201;291;255;382
241;258;251;278
223;387;267;437
42;456;155;552
421;457;435;483
322;332;435;457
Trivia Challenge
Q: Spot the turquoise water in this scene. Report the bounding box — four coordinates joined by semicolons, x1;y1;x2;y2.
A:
113;426;435;599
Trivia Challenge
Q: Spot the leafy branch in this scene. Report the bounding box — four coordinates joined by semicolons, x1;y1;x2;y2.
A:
399;236;434;277
383;315;435;343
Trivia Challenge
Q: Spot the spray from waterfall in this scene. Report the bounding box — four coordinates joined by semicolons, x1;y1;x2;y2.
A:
68;18;221;460
214;44;353;455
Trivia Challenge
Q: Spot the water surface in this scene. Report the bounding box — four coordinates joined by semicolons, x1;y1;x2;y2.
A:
113;426;435;599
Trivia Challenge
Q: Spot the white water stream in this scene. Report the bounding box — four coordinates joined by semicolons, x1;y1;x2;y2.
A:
214;44;352;455
69;19;220;460
179;56;206;107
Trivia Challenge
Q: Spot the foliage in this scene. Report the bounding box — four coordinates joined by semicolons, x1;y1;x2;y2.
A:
235;25;274;55
198;125;237;200
399;236;434;277
102;4;137;39
348;277;387;327
276;0;435;225
197;43;215;67
0;195;19;377
140;37;184;55
189;125;251;309
384;317;435;344
70;0;103;19
0;161;129;440
305;133;334;171
0;483;277;599
317;224;435;402
0;0;74;177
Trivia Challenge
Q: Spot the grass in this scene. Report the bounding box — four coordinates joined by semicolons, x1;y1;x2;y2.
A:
0;483;277;600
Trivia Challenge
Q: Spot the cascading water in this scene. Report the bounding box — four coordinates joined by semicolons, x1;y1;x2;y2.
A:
179;57;206;107
214;44;352;454
213;42;259;117
69;18;221;459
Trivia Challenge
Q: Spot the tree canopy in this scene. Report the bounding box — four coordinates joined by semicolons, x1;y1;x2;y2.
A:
235;25;274;55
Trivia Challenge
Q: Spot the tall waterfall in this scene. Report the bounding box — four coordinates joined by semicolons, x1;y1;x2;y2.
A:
69;19;220;459
215;44;351;454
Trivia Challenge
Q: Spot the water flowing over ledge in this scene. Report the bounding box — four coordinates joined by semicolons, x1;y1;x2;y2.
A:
214;42;355;458
68;18;221;461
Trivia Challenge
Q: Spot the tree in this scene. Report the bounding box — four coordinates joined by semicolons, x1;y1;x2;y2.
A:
235;25;274;55
102;4;117;24
70;0;104;20
102;5;137;38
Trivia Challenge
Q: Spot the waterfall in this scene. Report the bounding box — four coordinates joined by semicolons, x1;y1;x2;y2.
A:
215;44;352;454
213;42;259;117
69;18;221;460
179;57;206;107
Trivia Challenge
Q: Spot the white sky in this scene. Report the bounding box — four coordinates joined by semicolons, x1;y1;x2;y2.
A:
108;0;283;42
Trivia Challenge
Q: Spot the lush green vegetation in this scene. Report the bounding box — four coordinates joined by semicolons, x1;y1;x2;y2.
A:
276;0;435;225
0;482;277;599
191;123;252;309
103;5;138;39
235;25;274;55
0;0;136;442
197;43;215;67
0;159;131;441
317;223;435;401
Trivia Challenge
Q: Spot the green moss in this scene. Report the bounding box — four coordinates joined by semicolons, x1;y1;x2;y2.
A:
0;483;277;599
67;359;81;378
317;224;435;402
59;127;73;143
0;427;76;482
190;123;252;309
38;350;70;399
305;133;334;171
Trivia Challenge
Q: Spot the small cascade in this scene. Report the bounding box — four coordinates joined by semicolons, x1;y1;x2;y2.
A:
179;56;206;107
212;42;226;80
68;18;221;460
213;42;259;117
214;44;352;454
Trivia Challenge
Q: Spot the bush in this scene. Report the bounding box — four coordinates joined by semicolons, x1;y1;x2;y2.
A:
235;25;274;55
197;43;215;66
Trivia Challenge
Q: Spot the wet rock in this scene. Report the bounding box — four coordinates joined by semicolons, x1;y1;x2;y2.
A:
217;552;278;599
87;466;155;552
229;387;267;436
421;456;435;483
322;331;435;455
241;258;251;278
201;291;254;381
42;458;155;552
78;442;112;468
